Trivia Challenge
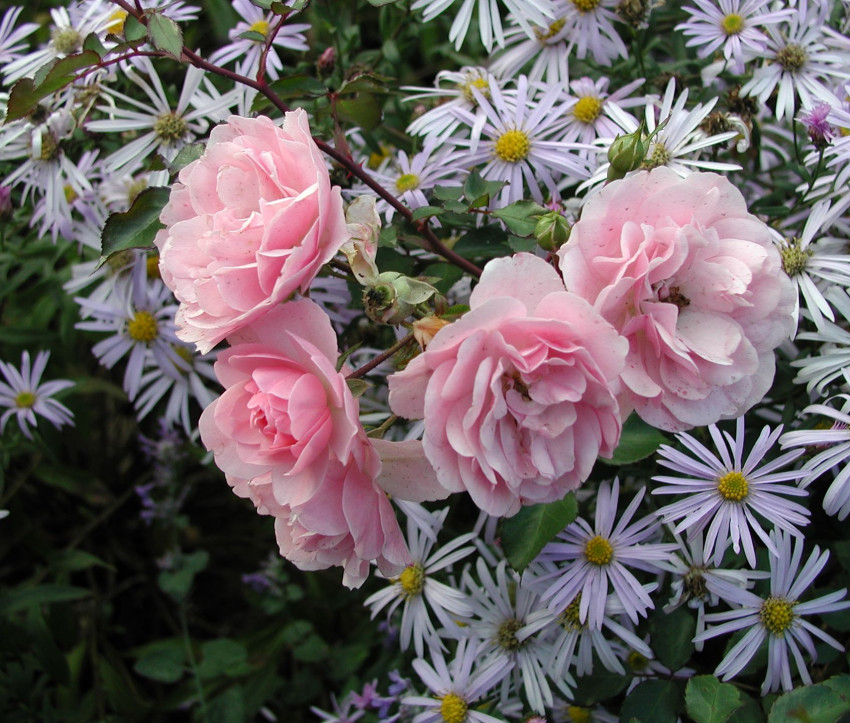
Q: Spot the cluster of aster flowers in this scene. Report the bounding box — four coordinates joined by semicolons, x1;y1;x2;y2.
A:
3;0;850;719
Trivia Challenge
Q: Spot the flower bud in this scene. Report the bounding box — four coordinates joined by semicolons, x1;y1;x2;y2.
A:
606;126;649;182
363;272;437;325
534;210;571;251
317;46;335;73
343;195;381;284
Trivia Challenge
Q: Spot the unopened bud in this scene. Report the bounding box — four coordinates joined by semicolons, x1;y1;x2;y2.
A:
343;195;381;284
317;46;335;73
363;272;437;325
607;125;649;182
534;211;571;251
412;315;451;349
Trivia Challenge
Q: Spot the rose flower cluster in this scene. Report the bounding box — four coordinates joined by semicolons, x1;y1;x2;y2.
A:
155;111;796;586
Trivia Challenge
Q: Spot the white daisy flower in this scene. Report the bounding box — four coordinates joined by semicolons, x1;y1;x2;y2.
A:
652;416;810;568
402;638;512;723
365;506;476;658
556;0;628;66
791;287;850;395
557;76;646;149
781;394;850;520
0;351;74;440
695;529;850;694
0;6;39;70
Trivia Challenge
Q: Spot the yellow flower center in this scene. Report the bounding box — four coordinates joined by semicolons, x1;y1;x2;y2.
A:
495;617;525;651
716;471;749;502
107;9;128;35
15;391;36;409
684;566;708;600
721;13;744;35
439;692;468;723
584;535;614;565
460;76;490;104
127;310;159;343
572;0;601;11
37;132;59;162
146;255;161;280
627;650;650;671
250;19;270;36
776;44;808;73
779;237;812;276
64;185;78;204
395;173;420;192
154;112;188;143
760;596;795;636
573;96;604;124
398;562;425;598
494;129;531;163
567;706;592;723
641;141;670;169
558;593;583;631
535;17;566;42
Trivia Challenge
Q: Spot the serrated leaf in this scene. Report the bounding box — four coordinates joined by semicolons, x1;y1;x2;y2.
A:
0;585;91;614
238;29;267;42
262;75;326;105
599;412;667;465
650;606;695;672
491;200;547;237
463;169;504;204
82;32;106;56
432;185;464;201
5;52;101;123
123;14;147;42
100;186;170;262
686;676;744;723
501;495;577;572
768;681;850;722
147;11;183;58
169;142;205;174
337;94;382;131
410;206;443;221
621;680;683;723
134;646;185;683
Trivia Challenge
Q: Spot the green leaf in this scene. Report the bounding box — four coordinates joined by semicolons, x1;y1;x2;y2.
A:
49;550;114;573
686;676;744;723
367;0;401;5
410;206;443;221
169;142;205;174
599;412;667;465
338;73;391;95
768;681;850;722
198;639;251;679
0;585;91;614
453;226;510;259
507;234;538;253
123;14;147;42
620;680;683;723
432;185;464;202
5;52;102;123
100;186;170;262
571;669;631;706
237;30;267;43
491;200;547;237
462;169;504;206
337;94;382;131
146;11;183;58
157;550;209;601
650;606;695;672
265;75;327;101
346;378;372;398
82;32;107;56
728;693;764;723
208;686;246;723
501;495;577;572
134;645;185;684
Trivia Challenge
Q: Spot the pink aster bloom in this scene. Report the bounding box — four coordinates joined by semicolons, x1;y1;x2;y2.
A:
558;168;797;432
389;253;628;517
155;111;349;354
199;299;447;588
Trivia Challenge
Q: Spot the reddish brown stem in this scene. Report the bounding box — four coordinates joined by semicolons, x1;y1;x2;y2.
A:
346;333;415;380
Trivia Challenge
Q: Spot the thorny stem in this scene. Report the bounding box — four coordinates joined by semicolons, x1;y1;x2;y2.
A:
104;0;482;278
346;333;415;379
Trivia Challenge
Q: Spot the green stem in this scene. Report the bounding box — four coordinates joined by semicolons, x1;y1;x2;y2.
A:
179;600;208;721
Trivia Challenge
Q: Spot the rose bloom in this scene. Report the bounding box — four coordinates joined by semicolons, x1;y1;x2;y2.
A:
155;110;349;354
558;168;796;432
389;253;628;517
199;299;445;587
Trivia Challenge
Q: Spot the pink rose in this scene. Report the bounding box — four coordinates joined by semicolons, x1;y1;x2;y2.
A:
557;168;796;432
388;253;628;517
155;110;349;354
199;299;446;587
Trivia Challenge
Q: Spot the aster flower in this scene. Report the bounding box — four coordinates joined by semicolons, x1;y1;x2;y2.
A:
207;0;310;81
799;101;836;149
652;417;809;568
365;506;476;658
463;558;556;714
555;0;628;66
0;351;75;440
450;75;590;205
676;0;793;76
489;8;573;85
410;0;555;52
740;0;848;122
402;638;512;723
695;530;850;694
791;288;850;395
780;394;850;520
536;478;676;630
557;76;646;149
0;6;38;69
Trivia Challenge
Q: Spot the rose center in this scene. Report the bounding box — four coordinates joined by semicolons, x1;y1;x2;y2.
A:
760;596;795;635
574;96;604;124
439;693;468;723
395;173;420;192
716;471;749;501
154;112;188;143
15;391;36;409
776;44;807;73
721;13;744;35
494;129;531;163
397;562;425;598
584;534;614;565
127;311;159;343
